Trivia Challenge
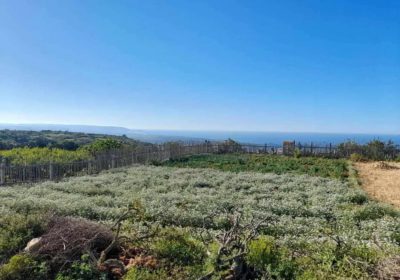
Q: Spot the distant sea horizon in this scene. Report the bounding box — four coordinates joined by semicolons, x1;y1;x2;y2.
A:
147;130;400;146
0;124;399;146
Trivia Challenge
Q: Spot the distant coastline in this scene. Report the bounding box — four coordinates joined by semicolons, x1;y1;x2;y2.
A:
0;124;399;145
141;130;400;145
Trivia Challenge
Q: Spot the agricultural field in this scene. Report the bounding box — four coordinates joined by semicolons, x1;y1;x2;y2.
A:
0;156;399;279
162;154;349;180
355;161;400;208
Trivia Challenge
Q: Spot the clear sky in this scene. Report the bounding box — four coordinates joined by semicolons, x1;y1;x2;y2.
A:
0;0;399;134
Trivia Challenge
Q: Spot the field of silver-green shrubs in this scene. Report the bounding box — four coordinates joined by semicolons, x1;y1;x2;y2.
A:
1;164;400;279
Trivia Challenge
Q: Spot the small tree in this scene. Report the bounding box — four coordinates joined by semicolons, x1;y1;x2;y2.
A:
365;140;385;161
384;140;397;160
217;139;242;154
83;139;122;155
338;141;362;157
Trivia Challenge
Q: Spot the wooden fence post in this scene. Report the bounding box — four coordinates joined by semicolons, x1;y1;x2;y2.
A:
23;164;27;182
0;159;5;186
49;161;54;181
88;160;92;174
111;155;116;169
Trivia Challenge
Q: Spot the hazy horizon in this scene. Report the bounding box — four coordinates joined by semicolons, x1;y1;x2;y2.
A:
1;123;400;146
1;122;400;136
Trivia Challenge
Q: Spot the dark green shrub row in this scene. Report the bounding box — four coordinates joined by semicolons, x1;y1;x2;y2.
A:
163;153;349;179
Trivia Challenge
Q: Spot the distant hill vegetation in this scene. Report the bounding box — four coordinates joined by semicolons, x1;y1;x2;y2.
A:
0;130;146;150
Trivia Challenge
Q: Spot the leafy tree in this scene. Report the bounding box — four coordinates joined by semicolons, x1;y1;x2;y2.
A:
59;141;79;151
365;140;385;160
82;138;123;155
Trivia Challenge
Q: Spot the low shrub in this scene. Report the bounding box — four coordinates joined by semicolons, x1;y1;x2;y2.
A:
0;213;46;263
246;236;297;279
55;254;106;280
353;203;399;221
293;148;302;158
0;147;91;165
391;224;400;246
152;229;206;266
124;264;203;280
350;153;367;162
0;254;48;280
149;160;162;166
246;236;279;270
347;192;369;205
123;267;168;280
192;182;213;188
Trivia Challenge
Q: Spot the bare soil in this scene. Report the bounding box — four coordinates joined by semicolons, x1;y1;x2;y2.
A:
355;161;400;208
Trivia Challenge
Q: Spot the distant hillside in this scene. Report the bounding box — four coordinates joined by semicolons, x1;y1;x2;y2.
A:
0;129;148;150
0;124;205;144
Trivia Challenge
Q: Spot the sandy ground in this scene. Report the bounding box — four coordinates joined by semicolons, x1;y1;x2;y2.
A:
354;162;400;208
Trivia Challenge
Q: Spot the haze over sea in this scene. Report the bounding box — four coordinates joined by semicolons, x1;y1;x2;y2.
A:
148;130;400;145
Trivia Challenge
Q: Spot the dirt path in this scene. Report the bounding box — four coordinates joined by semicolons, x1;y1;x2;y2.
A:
354;162;400;208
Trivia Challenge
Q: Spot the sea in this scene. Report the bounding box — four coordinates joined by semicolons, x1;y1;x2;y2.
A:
146;130;400;146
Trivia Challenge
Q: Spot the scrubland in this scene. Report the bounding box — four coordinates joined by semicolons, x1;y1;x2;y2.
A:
0;158;399;279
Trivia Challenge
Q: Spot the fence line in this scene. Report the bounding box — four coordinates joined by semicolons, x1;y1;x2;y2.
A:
0;142;217;186
0;141;399;186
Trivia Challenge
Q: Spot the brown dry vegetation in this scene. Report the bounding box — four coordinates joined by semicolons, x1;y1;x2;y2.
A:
355;161;400;207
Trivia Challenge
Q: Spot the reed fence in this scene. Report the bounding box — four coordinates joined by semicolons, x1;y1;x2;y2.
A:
0;141;399;186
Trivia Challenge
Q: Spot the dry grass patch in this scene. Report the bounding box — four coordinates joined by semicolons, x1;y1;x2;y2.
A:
355;161;400;207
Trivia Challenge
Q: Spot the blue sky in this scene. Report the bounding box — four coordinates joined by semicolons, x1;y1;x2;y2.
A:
0;0;399;133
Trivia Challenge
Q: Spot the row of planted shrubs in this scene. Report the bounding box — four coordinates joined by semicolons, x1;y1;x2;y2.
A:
1;205;400;280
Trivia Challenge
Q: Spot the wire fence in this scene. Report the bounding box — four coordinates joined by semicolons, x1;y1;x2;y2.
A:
0;141;399;186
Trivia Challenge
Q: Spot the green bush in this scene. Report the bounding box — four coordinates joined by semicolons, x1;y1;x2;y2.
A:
0;213;46;263
123;267;168;280
347;192;369;205
391;224;400;246
365;140;386;161
124;266;203;280
152;229;206;265
0;254;48;280
0;147;91;165
246;236;297;279
55;254;106;280
82;138;122;155
353;203;399;221
293;240;381;280
293;148;302;158
349;153;366;162
246;236;279;270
